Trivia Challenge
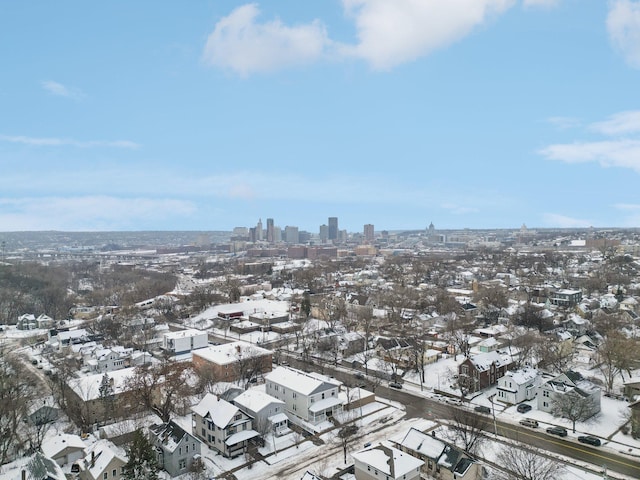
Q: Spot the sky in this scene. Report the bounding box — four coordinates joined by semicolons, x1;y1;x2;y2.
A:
1;1;640;233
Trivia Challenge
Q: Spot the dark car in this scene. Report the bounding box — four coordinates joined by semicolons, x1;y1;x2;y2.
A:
389;382;403;389
578;435;601;446
354;372;365;380
546;426;568;437
517;403;532;413
474;406;491;414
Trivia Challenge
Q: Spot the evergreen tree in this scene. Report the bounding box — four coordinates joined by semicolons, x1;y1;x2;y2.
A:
98;373;115;424
122;429;159;480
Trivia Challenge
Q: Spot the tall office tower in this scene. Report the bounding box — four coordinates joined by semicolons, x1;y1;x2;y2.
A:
274;226;282;243
266;218;274;243
319;224;329;243
364;224;374;243
285;226;299;244
256;219;263;241
328;217;338;240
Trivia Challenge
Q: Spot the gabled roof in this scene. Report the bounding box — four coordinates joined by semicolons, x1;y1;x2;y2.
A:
191;393;243;429
41;433;85;459
353;442;423;478
465;351;511;372
265;366;340;396
149;421;195;453
233;389;284;414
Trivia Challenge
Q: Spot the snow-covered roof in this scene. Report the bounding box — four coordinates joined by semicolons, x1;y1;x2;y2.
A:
192;341;271;366
502;367;539;386
163;328;207;340
224;429;260;446
266;366;341;396
353;442;423;478
308;397;342;413
233;389;284;414
466;351;511;372
191;393;243;429
397;427;445;459
68;367;137;400
41;433;85;459
81;440;126;479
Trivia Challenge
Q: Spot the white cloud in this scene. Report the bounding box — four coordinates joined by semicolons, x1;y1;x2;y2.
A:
542;213;592;228
0;135;140;149
41;80;85;99
539;139;640;172
0;196;196;231
202;3;330;75
590;110;640;135
614;203;640;210
607;0;640;68
340;0;514;70
203;1;516;74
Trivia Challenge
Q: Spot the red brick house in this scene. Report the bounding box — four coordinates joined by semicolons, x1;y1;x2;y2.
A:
458;351;512;393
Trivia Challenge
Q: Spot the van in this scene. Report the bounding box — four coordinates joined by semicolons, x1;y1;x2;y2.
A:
519;418;539;428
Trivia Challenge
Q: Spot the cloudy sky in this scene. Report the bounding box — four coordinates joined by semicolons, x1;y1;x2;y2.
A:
2;0;640;232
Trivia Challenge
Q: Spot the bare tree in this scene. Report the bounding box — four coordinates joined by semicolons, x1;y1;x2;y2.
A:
337;424;358;464
125;360;196;422
596;331;638;394
445;405;488;455
494;445;565;480
550;391;598;433
535;340;573;373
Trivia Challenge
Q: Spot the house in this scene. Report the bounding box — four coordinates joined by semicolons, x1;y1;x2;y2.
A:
36;314;55;329
352;442;423;480
1;452;67;480
191;393;260;458
475;337;499;353
549;289;582;308
458;351;512;393
537;370;601;417
66;367;141;427
265;366;343;425
17;314;37;330
232;389;289;436
162;329;208;356
496;368;540;405
628;399;640;439
149;421;201;477
77;440;127;480
41;434;86;467
85;346;132;373
192;341;273;384
623;378;640;401
395;428;483;479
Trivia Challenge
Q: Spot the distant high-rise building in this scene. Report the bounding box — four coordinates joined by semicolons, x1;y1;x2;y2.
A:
319;224;329;243
328;217;338;241
274;226;281;243
284;226;299;244
266;218;274;243
256;219;263;241
364;224;374;243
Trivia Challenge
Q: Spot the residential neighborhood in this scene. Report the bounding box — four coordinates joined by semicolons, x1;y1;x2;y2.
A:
2;226;640;479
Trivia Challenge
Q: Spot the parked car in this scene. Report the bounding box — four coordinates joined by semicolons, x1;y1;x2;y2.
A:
447;398;463;406
578;435;601;446
546;426;568;437
519;418;539;428
517;403;532;413
355;372;365;380
389;382;403;389
474;405;491;414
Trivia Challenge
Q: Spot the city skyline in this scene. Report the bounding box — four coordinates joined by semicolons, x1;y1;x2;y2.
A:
2;2;640;232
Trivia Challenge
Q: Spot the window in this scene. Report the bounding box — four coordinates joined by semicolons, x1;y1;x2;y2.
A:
292;392;297;398
103;474;108;480
322;393;325;400
179;459;187;470
112;469;116;477
179;447;182;455
543;390;549;397
186;445;189;453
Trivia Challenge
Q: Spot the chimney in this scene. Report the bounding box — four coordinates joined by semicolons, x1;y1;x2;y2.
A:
21;470;26;480
90;450;95;468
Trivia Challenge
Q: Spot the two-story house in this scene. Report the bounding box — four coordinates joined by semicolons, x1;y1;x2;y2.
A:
191;393;259;458
77;440;127;480
265;366;343;425
458;351;512;393
496;367;541;405
233;389;288;436
162;329;208;357
395;428;483;480
537;370;601;418
550;289;582;308
149;421;201;477
352;442;423;480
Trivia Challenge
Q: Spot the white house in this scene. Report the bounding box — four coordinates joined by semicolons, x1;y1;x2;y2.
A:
232;389;288;436
496;367;541;405
352;442;423;480
265;366;343;425
41;433;86;467
191;393;260;458
162;329;208;356
537;370;601;417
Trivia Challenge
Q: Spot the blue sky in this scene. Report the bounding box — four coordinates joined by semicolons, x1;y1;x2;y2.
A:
2;1;640;233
